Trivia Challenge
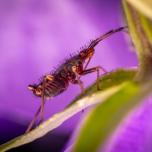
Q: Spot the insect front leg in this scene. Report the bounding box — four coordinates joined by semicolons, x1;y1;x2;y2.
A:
70;66;84;92
71;78;84;92
80;66;107;90
83;49;94;70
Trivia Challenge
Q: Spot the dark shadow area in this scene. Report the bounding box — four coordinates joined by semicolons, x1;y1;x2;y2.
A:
0;118;71;152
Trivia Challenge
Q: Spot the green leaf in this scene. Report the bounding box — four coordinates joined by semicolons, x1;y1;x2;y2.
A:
73;81;152;152
126;0;152;20
123;1;152;82
69;68;136;106
0;69;136;152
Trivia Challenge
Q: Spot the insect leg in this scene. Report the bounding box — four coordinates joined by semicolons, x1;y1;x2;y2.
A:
25;104;42;133
38;94;46;124
25;98;47;133
70;76;85;112
84;27;126;70
71;78;84;92
39;76;47;124
84;56;92;70
80;66;106;90
38;74;54;124
25;78;47;133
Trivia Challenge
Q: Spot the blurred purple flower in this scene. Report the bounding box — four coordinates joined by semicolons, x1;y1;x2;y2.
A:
2;0;151;152
64;100;152;152
100;99;152;152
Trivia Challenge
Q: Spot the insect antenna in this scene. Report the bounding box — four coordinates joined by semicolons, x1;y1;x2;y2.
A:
88;26;127;48
82;27;127;78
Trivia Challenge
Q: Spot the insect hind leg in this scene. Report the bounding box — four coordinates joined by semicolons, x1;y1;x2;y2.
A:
25;96;47;133
25;104;42;133
25;76;48;133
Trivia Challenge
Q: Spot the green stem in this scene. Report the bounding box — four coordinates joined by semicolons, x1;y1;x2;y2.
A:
123;0;152;82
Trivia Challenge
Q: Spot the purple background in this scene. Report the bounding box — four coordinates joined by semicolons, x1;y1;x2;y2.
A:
0;0;138;151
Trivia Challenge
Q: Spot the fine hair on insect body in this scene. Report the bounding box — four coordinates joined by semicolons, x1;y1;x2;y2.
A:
26;26;127;133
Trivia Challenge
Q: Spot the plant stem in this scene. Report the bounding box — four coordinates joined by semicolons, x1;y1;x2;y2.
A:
123;1;152;82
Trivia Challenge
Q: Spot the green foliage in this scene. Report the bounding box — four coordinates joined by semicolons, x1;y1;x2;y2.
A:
126;0;152;20
72;1;152;151
69;69;136;106
123;0;152;81
1;1;152;152
73;82;140;152
73;81;152;152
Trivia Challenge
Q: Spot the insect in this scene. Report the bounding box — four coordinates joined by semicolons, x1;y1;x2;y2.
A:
26;26;127;133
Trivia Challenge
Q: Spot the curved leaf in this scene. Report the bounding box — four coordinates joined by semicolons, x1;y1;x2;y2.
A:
123;1;152;81
0;69;136;152
73;81;152;152
126;0;152;20
69;68;136;106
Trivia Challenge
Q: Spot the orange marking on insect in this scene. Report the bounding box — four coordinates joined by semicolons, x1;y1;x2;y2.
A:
35;89;42;96
45;74;54;81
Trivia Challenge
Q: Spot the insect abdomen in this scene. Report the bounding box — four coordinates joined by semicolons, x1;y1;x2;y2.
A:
44;76;69;97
